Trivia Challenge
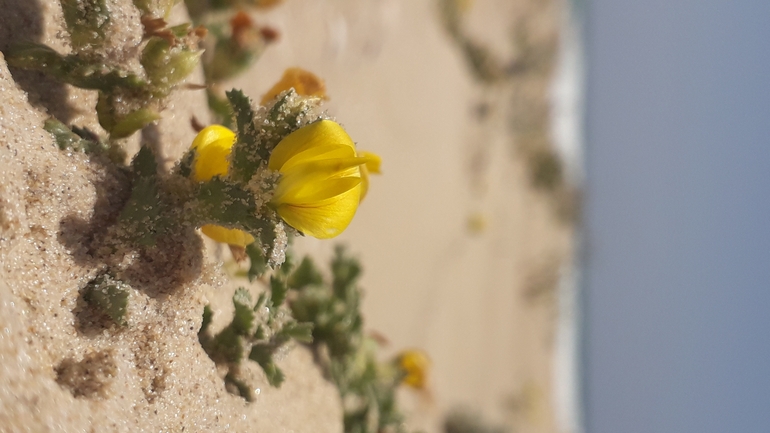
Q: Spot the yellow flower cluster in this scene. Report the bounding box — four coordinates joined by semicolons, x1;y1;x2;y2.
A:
396;349;431;390
190;120;379;243
260;67;327;105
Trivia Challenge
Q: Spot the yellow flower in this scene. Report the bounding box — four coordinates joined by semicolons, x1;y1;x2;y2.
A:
260;67;327;105
396;349;430;390
191;124;255;247
268;120;377;239
190;121;380;242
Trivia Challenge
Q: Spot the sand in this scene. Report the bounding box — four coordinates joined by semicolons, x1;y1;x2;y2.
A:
0;0;576;432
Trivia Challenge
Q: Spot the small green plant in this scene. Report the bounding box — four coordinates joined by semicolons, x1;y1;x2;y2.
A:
198;268;314;397
288;246;416;433
7;0;203;142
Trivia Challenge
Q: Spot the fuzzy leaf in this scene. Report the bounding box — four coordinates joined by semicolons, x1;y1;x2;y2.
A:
207;92;235;129
132;0;175;17
119;146;166;245
225;372;254;402
200;305;213;334
232;288;255;336
245;242;268;281
226;89;261;182
249;344;285;387
141;37;201;93
43;119;101;153
279;321;314;343
109;108;161;139
5;43;146;91
211;327;243;364
331;245;362;299
288;256;323;289
60;0;111;50
195;178;281;265
269;275;288;307
83;275;129;326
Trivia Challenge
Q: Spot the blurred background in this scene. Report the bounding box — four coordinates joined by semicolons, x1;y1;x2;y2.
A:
229;0;770;432
228;1;580;432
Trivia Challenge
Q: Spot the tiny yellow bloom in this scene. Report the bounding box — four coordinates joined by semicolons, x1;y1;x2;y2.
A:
191;124;236;182
191;125;255;247
396;349;430;390
260;67;327;105
268;120;377;239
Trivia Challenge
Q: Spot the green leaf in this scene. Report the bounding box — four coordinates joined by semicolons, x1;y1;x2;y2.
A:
331;245;362;299
211;327;243;364
269;275;288;307
43;118;97;152
279;321;314;344
119;146;166;245
132;144;158;177
5;42;146;91
132;0;175;17
109;108;161;139
226;89;261;182
205;32;264;83
207;91;234;129
200;305;213;334
177;149;195;178
231;288;255;336
195;178;282;266
196;177;256;226
141;37;201;93
253;324;266;340
288;256;323;289
224;371;254;402
60;0;111;50
245;242;268;281
248;344;285;387
83;274;129;326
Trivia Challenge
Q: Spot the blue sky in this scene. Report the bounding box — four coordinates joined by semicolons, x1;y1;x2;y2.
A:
583;1;770;432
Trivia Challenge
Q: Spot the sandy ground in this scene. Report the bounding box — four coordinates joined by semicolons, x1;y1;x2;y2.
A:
0;0;576;432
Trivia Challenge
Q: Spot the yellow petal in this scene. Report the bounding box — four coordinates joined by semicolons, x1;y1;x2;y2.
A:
200;224;255;246
280;144;356;173
192;125;236;181
359;151;382;174
260;67;327;105
268;120;355;171
275;184;361;239
357;151;382;201
274;176;362;206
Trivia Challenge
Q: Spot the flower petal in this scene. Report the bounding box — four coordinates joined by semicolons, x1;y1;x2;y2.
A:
357;151;382;201
274;175;361;206
260;67;327;105
359;151;382;174
280;144;356;173
275;184;362;239
200;224;255;246
268;120;355;171
192;125;236;181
